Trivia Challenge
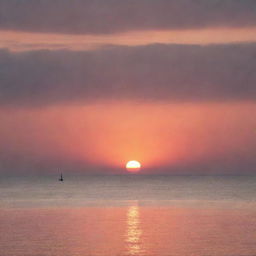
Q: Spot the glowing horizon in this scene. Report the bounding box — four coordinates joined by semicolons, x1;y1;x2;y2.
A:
0;101;255;174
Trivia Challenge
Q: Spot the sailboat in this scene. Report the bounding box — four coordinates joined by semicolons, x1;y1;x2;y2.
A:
59;173;64;182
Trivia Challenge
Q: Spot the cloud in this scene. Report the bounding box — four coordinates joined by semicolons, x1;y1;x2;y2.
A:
0;43;256;106
0;0;256;34
2;28;256;52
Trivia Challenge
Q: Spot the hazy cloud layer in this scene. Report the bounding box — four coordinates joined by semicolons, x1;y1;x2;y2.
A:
1;0;256;34
1;43;256;106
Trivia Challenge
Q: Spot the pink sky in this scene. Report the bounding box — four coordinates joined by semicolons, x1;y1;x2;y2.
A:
0;102;255;174
0;0;256;174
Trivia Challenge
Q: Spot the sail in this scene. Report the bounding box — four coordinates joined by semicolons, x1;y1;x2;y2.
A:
59;173;63;181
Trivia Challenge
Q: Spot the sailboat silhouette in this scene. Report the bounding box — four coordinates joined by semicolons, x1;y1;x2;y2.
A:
59;173;64;182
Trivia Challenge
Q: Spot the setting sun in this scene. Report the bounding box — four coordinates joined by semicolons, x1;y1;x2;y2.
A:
126;160;141;172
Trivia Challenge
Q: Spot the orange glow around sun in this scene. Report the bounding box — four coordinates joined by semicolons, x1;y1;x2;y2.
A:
126;160;141;172
0;101;256;174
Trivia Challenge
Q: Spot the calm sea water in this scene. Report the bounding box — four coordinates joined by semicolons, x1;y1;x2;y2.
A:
1;175;256;256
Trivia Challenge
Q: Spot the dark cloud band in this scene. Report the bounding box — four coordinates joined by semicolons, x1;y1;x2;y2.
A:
0;0;256;34
0;43;256;106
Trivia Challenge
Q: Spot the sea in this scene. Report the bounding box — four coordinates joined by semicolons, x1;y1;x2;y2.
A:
1;175;256;256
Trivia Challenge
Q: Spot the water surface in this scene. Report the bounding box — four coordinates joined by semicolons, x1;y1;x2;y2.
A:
1;175;256;256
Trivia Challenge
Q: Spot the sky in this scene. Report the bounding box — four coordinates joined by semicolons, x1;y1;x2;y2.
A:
0;0;256;175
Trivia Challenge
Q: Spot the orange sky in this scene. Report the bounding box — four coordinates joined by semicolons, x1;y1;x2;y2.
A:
0;101;255;173
2;27;256;51
1;1;256;174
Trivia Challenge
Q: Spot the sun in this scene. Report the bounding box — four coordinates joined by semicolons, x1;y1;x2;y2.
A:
126;160;141;172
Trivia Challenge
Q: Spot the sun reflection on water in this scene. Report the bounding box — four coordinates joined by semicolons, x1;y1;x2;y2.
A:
126;204;143;255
